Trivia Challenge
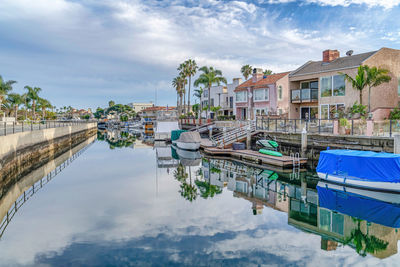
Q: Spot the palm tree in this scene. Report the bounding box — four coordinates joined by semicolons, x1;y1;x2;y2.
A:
263;69;273;75
340;66;368;106
7;93;24;120
0;75;17;118
177;62;188;115
24;86;42;120
37;98;52;119
193;87;204;119
22;93;31;120
364;66;391;113
172;76;185;116
184;59;198;114
241;65;252;80
194;66;227;119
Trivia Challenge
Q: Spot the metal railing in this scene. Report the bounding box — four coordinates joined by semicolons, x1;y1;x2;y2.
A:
256;117;334;134
0;139;95;239
291;89;318;103
0;120;96;136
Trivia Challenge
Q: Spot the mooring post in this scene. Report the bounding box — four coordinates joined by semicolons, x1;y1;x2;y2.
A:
394;134;400;154
246;125;251;149
301;127;307;157
209;125;213;140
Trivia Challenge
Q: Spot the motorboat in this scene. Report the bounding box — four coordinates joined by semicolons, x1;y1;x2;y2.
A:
171;130;201;151
317;181;400;228
171;146;202;166
317;149;400;192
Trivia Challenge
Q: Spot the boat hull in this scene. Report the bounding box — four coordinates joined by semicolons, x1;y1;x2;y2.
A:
317;172;400;193
172;141;200;151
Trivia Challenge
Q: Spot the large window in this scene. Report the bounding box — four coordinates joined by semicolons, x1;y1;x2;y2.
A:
320;103;345;119
203;90;209;97
321;77;332;97
235;91;247;102
253;88;269;101
278;86;283;100
321;75;345;97
301;81;318;90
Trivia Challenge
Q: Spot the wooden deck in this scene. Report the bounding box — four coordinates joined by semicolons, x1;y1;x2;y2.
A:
200;138;307;167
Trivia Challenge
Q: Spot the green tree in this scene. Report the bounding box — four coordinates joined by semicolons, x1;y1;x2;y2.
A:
241;65;252;80
193;88;204;119
183;59;198;114
108;100;115;107
37;98;52;119
177;63;188;114
24;86;42;120
263;69;273;75
365;66;391;113
0;75;16;118
340;66;368;105
194;66;227;119
172;76;186;116
7;93;24;120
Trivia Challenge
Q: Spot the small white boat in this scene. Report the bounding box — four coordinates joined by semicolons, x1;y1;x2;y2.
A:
317;149;400;192
172;131;201;151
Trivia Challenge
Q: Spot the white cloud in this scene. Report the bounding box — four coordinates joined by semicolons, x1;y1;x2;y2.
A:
267;0;400;8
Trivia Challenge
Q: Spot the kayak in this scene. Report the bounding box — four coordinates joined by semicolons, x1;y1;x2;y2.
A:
259;149;282;157
257;139;279;149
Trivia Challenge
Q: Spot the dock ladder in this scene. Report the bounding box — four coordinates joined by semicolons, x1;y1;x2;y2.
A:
289;152;301;180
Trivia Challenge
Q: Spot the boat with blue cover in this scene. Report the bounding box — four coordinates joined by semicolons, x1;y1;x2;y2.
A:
317;149;400;192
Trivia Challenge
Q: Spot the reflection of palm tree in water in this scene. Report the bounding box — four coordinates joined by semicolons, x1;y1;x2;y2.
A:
345;219;388;257
194;165;222;199
174;163;198;202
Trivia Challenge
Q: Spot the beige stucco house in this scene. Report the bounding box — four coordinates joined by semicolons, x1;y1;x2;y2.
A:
289;48;400;120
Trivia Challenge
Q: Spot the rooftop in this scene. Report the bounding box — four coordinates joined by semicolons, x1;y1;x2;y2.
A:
234;72;290;92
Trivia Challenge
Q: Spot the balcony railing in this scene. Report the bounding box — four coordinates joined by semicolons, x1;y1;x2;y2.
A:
291;89;318;103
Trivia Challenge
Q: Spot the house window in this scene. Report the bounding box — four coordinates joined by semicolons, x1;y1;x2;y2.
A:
321;103;345;119
210;98;214;107
333;75;345;96
321;104;329;119
321;77;332;97
235;91;247;102
278;86;283;100
229;96;233;108
203;90;209;97
253;88;269;101
254;89;264;101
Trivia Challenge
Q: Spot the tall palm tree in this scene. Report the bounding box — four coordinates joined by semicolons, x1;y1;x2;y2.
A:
172;76;185;116
177;62;188;115
24;86;42;120
193;87;204;119
184;59;198;114
37;98;52;119
340;66;368;105
241;65;252;80
7;93;24;120
0;75;17;118
194;66;227;119
22;93;31;120
365;66;391;113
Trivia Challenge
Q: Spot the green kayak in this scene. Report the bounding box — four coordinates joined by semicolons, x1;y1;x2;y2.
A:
257;139;279;149
260;170;279;180
259;149;283;157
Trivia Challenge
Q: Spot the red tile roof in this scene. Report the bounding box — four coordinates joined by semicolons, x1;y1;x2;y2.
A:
141;106;176;112
234;72;290;92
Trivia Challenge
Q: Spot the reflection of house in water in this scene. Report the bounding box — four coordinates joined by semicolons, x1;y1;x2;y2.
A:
155;143;179;168
202;157;400;259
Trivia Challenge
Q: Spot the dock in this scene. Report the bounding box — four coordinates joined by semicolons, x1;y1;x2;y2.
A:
200;139;307;167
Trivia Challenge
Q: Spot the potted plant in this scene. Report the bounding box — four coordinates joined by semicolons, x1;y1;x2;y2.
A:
339;118;351;135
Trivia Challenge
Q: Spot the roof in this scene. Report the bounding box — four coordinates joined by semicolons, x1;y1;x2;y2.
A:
141;106;176;112
290;51;377;77
234;72;290;92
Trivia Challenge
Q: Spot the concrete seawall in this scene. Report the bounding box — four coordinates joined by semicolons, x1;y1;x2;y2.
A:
0;122;97;182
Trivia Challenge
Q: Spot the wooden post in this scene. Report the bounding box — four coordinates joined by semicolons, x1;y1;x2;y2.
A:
246;125;251;149
301;127;307;157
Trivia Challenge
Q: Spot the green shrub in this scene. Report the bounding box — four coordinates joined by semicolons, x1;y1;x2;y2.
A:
350;102;367;116
389;107;400;120
339;118;350;128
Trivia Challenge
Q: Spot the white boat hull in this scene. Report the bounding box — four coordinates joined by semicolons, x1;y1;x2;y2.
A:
317;172;400;192
172;141;201;151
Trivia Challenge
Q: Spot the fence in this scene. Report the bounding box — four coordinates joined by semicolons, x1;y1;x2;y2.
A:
0;120;96;136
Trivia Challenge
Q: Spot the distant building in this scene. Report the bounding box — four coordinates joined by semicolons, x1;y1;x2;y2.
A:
139;106;176;118
127;103;154;113
200;78;242;118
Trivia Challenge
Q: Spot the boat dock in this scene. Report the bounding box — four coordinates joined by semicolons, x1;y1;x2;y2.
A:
200;139;307;168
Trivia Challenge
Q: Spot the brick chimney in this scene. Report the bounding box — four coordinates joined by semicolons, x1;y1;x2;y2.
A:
252;68;263;83
323;49;340;62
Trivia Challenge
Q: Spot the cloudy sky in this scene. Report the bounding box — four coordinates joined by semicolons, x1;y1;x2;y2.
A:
1;0;400;109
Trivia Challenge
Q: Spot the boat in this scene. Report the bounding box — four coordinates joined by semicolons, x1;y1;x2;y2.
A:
259;149;282;157
256;139;279;150
171;131;201;151
171;146;202;166
97;121;106;129
317;181;400;228
316;149;400;192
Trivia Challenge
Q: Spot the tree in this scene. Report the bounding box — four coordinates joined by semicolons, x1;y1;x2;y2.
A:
7;93;24;120
194;66;227;119
108;100;115;107
263;69;273;75
340;66;368;106
241;65;252;80
22;93;30;120
364;66;391;113
193;88;204;119
0;75;17;118
24;86;42;120
183;59;198;114
177;63;188;114
172;76;186;116
37;98;52;119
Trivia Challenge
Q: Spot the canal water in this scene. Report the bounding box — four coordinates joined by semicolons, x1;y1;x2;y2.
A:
0;130;399;266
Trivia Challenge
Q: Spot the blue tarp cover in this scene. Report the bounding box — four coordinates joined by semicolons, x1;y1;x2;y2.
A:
317;186;400;228
316;150;400;182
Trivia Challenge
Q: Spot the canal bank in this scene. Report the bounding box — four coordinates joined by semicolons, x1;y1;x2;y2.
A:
0;122;97;182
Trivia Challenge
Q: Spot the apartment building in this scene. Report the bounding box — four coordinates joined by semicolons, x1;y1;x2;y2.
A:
234;68;290;120
289;48;400;120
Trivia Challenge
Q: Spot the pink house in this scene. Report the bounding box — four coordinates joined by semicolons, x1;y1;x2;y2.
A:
234;68;290;120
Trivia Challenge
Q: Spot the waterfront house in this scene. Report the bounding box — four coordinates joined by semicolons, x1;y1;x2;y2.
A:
139;106;176;119
200;78;242;119
289;48;400;120
234;69;290;120
127;102;154;114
